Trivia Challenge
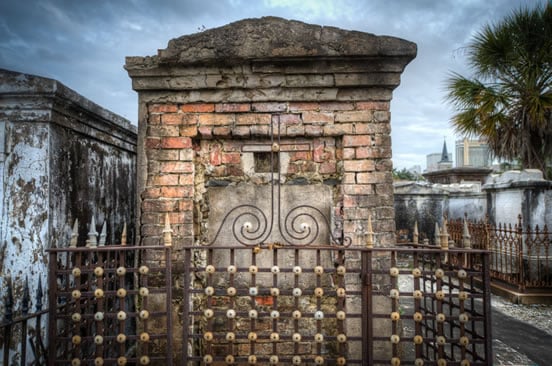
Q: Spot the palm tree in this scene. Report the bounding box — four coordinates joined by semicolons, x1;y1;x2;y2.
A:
446;3;552;177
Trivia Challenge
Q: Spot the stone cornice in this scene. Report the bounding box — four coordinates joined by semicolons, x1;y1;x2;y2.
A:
0;69;137;152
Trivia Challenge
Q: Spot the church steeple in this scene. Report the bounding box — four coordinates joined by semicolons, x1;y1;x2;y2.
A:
439;139;450;163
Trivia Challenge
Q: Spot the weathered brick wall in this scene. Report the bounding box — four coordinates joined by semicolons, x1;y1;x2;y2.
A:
141;99;395;248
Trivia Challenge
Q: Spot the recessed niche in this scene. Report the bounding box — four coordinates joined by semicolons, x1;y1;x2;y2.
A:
254;152;278;173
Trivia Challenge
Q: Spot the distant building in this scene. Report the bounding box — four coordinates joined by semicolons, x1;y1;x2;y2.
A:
455;138;491;168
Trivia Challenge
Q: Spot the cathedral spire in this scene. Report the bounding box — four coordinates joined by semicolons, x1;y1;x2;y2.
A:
439;138;450;163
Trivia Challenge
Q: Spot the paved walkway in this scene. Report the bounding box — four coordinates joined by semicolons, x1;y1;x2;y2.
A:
492;308;552;365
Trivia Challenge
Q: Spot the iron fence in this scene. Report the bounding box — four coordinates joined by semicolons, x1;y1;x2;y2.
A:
448;216;552;291
0;278;48;366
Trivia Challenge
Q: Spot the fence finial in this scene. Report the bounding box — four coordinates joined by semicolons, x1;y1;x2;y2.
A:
441;218;449;250
163;213;173;247
5;279;13;322
70;219;79;248
413;221;419;244
99;221;107;246
87;216;98;247
434;223;440;245
121;222;127;246
462;218;471;249
366;215;374;248
22;276;30;315
36;276;43;311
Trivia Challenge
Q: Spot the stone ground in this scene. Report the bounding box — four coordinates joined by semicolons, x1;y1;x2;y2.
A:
491;295;552;366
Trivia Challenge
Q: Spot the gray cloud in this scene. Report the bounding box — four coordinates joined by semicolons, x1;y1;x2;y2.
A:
0;0;541;170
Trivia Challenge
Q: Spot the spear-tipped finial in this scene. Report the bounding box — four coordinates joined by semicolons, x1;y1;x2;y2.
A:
366;215;374;249
22;277;30;315
99;221;107;246
70;219;79;248
121;222;127;246
440;218;449;250
87;216;98;247
163;213;173;247
462;218;471;249
434;223;440;245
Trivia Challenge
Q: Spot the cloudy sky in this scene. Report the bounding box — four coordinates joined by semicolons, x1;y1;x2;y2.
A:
0;0;543;170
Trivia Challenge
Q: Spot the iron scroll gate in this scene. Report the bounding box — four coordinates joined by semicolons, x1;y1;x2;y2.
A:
182;245;493;366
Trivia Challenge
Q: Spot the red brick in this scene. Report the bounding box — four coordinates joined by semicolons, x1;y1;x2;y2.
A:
161;186;191;198
148;125;179;137
179;126;198;137
146;149;179;161
213;126;232;136
227;164;243;176
302;111;334;124
222;152;241;164
320;161;337;174
355;101;390;110
222;141;242;152
198;114;234;126
179;200;193;211
279;113;302;124
141;212;161;225
141;188;161;199
343;148;355;159
323;124;353;135
375;135;391;147
289;151;311;162
343;173;356;184
159;161;193;173
152;174;179;186
148;114;161;124
289;102;320;111
210;147;221;166
145;138;161;149
179;174;194;185
210;166;227;177
343;160;375;172
343;135;372;147
140;237;161;246
141;225;163;237
161;137;192;149
215;103;251;112
319;102;355;111
198;126;213;138
142;199;177;212
252;102;287;112
232;126;251;137
149;104;178;113
180;103;215;113
286;125;305;136
161;113;183;125
335;110;373;123
168;211;187;225
181;114;199;125
305;125;323;136
343;184;374;195
250;125;270;136
236;113;272;125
